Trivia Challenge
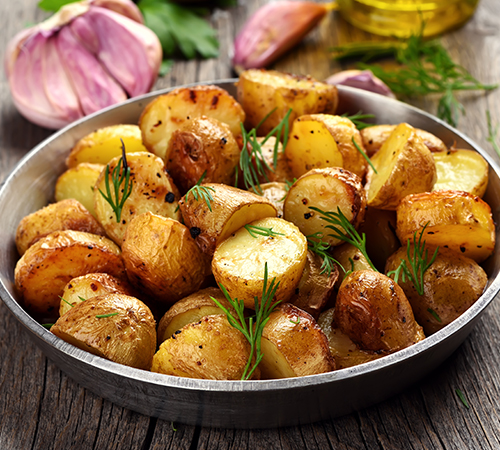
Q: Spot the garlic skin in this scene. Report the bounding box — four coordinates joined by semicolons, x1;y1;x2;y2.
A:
232;1;327;73
4;0;162;129
325;70;396;98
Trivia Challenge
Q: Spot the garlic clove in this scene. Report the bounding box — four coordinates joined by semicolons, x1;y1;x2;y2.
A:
84;5;162;97
232;1;327;73
56;26;127;116
90;0;144;23
325;70;396;98
4;26;33;78
69;14;100;54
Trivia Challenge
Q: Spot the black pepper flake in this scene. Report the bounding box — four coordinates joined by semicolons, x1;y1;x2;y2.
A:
304;212;313;220
199;345;203;349
190;227;201;238
165;192;175;203
460;246;466;253
174;330;182;334
106;335;111;340
221;137;227;145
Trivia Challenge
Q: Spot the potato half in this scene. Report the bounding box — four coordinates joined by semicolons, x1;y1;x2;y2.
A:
283;167;366;247
139;85;245;160
365;123;437;210
396;190;496;263
212;217;308;309
15;230;125;320
52;293;156;370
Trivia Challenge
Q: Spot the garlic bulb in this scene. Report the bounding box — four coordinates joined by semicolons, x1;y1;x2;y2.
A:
325;70;396;98
4;0;162;129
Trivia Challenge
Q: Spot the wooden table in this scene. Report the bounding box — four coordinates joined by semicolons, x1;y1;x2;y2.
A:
1;0;500;448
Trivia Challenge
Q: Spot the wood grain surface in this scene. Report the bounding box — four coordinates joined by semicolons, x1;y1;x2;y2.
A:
1;0;500;448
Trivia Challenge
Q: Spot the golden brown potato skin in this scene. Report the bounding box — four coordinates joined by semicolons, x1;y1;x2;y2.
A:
15;199;105;256
15;230;125;320
152;314;257;380
334;270;425;353
385;246;487;335
165;116;241;194
52;293;156;370
122;212;209;305
256;182;288;218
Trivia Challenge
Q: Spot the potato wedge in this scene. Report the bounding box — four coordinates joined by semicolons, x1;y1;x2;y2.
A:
256;182;288;218
139;85;245;160
52;293;156;370
54;163;104;217
165;116;241;194
122;212;210;305
283;167;366;247
334;270;425;352
259;303;335;378
330;243;374;287
66;124;148;168
59;272;136;317
237;69;338;136
361;124;447;157
385;246;487;335
365;123;437;210
14;230;125;320
179;183;277;256
432;149;489;197
396;190;496;263
152;314;258;380
157;287;233;345
15;198;105;256
285;114;367;179
94;152;181;244
212;217;308;309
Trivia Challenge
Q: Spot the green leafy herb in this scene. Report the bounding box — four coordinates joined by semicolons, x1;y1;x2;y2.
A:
211;263;280;380
309;206;377;272
341;112;375;130
59;296;74;308
427;308;442;323
171;422;177;432
486;110;500;157
290;316;301;325
244;224;284;239
455;388;470;409
42;323;54;329
306;233;343;276
351;136;377;174
96;312;119;319
387;223;438;296
38;0;78;11
98;139;133;223
78;296;86;302
185;171;215;211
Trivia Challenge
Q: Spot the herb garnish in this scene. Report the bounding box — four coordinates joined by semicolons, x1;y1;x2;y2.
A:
455;388;470;409
290;316;301;325
244;224;284;239
42;323;54;329
387;224;438;296
351;136;377;174
306;233;343;276
98;139;133;223
60;296;74;308
486;110;500;157
427;308;442;323
96;312;119;319
184;171;215;212
341;112;375;130
211;263;280;380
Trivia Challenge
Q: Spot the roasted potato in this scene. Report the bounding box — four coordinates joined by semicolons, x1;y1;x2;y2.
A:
256;182;288;218
361;124;447;156
179;183;277;256
54;163;104;217
59;272;136;317
365;123;437;210
284;114;367;179
396;190;496;263
432;149;489;197
122;212;210;305
334;270;425;352
94;151;181;244
259;303;335;378
386;246;488;335
151;314;259;380
157;287;233;345
15;198;105;256
283;167;366;247
139;85;245;160
237;69;338;136
15;230;125;320
212;217;308;309
165;116;241;194
52;293;156;370
66;124;149;168
330;243;374;287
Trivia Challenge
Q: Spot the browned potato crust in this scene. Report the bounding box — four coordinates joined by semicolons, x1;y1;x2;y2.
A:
330;243;374;287
15;230;125;320
122;212;209;305
15;198;106;256
152;314;258;380
334;270;425;352
256;182;288;218
166;116;241;194
385;246;487;335
396;190;496;263
52;293;156;370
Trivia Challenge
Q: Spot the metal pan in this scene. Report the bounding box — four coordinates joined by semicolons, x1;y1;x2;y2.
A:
1;81;499;429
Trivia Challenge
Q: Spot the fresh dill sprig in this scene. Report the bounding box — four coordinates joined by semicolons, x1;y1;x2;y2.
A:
96;312;119;319
98;139;133;223
427;308;442;323
486;110;500;157
306;232;343;276
211;263;280;380
244;224;284;239
387;224;438;296
59;296;74;308
42;323;54;329
309;206;378;272
455;388;470;409
351;136;377;174
185;171;215;212
341;112;376;130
